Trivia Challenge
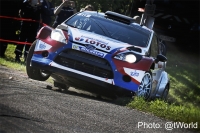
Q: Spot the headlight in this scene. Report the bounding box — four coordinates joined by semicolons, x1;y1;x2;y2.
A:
114;53;137;63
124;54;136;63
50;30;66;43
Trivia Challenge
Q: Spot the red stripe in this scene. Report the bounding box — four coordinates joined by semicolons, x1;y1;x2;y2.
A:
0;15;49;44
0;39;32;45
0;15;47;26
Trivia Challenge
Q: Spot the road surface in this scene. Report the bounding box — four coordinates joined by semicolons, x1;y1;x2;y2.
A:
0;65;197;133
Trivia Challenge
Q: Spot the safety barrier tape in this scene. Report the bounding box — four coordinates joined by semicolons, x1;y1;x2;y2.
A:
0;15;47;26
0;39;32;45
0;15;47;45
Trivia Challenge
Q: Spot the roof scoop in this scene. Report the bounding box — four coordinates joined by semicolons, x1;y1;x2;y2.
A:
105;11;134;24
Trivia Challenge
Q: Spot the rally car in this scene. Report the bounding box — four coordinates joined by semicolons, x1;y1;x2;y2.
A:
26;11;169;100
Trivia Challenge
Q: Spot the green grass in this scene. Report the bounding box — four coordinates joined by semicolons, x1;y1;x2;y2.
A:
166;44;200;107
0;44;26;71
127;97;200;131
0;44;54;83
127;43;200;131
1;43;200;131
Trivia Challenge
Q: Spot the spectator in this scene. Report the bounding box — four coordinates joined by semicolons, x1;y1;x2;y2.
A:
31;0;42;7
40;0;54;26
14;0;42;62
0;0;23;58
80;4;94;12
52;0;77;28
133;16;141;24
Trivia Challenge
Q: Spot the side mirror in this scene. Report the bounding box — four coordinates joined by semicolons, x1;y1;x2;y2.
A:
56;24;68;30
155;54;167;63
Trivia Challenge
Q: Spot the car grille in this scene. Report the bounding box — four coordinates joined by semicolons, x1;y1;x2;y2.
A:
54;49;113;78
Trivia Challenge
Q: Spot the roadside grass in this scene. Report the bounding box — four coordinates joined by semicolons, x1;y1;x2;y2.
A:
0;44;26;71
127;97;200;132
0;44;53;83
166;48;200;107
127;42;200;131
1;43;200;131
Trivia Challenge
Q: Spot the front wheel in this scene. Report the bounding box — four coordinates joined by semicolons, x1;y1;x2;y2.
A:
26;40;50;81
137;72;152;100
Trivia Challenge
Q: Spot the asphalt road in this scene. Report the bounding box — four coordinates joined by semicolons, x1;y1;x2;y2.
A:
0;65;197;133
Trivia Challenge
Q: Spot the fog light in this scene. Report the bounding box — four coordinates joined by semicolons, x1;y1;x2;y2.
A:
42;51;49;57
122;75;131;82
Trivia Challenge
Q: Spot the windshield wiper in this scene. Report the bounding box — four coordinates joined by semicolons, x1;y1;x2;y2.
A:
67;24;77;28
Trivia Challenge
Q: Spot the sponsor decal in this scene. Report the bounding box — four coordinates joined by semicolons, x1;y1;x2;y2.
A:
77;13;91;17
35;40;52;51
75;36;111;50
39;43;46;49
130;70;139;77
72;44;104;57
85;44;96;50
80;47;104;57
123;67;145;83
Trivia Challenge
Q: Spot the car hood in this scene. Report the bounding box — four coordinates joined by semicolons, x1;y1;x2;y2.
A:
68;27;132;53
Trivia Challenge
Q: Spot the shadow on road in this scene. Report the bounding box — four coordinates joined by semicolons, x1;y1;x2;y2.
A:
44;85;133;106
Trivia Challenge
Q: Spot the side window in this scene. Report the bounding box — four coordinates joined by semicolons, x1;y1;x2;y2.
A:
150;35;159;57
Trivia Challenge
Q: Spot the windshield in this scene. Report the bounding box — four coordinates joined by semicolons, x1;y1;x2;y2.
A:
65;13;151;47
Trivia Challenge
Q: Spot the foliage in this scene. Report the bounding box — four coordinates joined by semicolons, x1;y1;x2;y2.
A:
0;44;26;71
51;0;137;16
166;44;200;107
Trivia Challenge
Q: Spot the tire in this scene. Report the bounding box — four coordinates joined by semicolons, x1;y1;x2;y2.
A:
137;72;152;100
161;85;169;101
26;40;50;81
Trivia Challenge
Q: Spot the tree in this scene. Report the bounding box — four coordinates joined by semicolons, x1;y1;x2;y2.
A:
51;0;139;17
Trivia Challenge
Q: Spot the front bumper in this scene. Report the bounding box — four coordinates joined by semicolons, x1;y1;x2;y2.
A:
31;58;133;96
32;37;145;93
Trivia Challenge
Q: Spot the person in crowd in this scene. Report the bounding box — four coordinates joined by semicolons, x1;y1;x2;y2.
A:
80;4;94;12
40;0;54;26
0;0;23;58
133;16;141;24
14;0;42;62
52;0;77;28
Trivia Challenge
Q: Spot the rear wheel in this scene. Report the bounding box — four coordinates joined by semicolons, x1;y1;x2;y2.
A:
137;72;152;100
26;40;50;81
161;85;169;101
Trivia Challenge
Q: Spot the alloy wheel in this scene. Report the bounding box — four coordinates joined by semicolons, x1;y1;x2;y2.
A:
137;72;152;99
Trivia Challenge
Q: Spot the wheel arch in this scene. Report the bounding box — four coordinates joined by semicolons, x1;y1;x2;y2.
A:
26;40;51;81
153;71;170;99
36;26;53;39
